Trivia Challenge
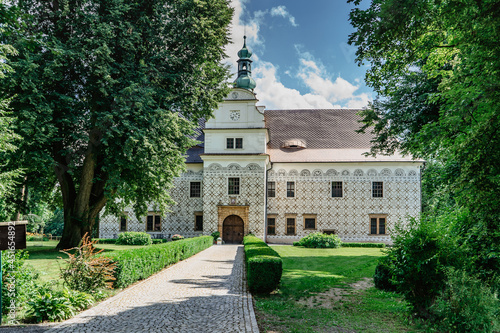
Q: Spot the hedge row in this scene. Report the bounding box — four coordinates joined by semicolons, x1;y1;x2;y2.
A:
243;235;282;293
342;242;386;248
93;238;169;245
105;236;213;288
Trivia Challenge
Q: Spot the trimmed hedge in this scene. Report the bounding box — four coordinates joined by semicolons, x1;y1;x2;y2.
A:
152;239;168;244
243;235;282;293
105;236;212;288
342;242;386;248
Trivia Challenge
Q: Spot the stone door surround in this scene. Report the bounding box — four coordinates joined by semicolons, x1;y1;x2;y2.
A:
218;205;249;236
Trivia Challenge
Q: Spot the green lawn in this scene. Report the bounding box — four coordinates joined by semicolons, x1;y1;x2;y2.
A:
254;246;421;333
25;241;149;283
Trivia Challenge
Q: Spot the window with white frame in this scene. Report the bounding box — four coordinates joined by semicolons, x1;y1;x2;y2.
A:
332;181;343;197
287;181;295;198
372;181;383;198
228;177;240;195
190;181;201;197
226;138;243;149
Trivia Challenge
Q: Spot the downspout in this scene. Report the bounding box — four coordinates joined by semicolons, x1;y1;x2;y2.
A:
264;162;273;243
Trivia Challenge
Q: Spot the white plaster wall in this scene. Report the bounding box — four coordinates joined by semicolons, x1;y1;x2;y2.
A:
204;128;267;154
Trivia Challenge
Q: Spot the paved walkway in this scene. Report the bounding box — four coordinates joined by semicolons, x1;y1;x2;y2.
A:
46;245;259;333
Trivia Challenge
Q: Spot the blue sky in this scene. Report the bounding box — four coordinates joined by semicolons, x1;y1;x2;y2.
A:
225;0;372;109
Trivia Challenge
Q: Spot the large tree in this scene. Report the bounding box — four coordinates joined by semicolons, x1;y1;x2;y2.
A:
348;0;500;275
1;0;232;248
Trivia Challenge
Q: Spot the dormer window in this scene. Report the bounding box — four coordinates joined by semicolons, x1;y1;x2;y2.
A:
281;139;306;149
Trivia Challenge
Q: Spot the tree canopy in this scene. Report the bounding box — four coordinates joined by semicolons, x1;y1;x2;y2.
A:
349;0;500;296
1;0;233;247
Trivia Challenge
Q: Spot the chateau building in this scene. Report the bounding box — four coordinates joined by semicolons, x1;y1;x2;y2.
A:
99;38;423;244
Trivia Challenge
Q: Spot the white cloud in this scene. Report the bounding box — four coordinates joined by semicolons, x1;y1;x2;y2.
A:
270;5;298;27
227;0;371;109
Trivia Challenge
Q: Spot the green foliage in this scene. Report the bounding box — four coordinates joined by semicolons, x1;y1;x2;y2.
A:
116;232;152;246
211;231;220;242
60;235;116;292
44;209;64;236
429;269;499;332
27;287;94;323
384;216;462;316
294;232;342;248
152;239;168;244
1;250;39;315
243;235;282;293
373;256;397;292
349;0;500;312
341;242;386;248
1;0;233;248
107;236;212;288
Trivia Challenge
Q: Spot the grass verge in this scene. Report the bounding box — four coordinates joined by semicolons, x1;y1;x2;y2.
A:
253;246;422;333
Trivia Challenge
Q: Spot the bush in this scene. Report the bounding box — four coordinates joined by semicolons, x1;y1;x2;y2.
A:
1;250;39;315
373;256;397;292
106;236;212;288
116;232;152;245
294;232;342;248
27;290;75;322
243;235;282;293
60;234;116;292
429;268;499;332
211;231;220;242
386;216;460;316
342;242;386;248
27;287;94;323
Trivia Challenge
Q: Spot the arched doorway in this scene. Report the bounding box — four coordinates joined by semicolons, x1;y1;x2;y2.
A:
223;215;244;244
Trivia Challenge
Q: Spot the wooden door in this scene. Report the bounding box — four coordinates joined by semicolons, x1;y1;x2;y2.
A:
223;215;244;244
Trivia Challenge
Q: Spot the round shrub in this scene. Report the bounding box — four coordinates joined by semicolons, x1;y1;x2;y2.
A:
374;256;397;292
294;232;342;248
116;232;152;245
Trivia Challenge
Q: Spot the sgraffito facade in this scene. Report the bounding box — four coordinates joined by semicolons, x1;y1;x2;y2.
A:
99;39;423;244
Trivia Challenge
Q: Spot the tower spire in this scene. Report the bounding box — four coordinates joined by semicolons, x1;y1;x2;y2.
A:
234;36;256;91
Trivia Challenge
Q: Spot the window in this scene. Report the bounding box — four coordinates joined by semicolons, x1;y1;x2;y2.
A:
190;181;201;198
119;216;127;232
194;213;203;231
146;213;161;232
332;181;343;197
287;181;295;197
370;215;387;235
303;215;316;230
228;177;240;195
226;138;243;149
267;217;276;235
286;217;296;235
267;181;275;197
235;138;243;149
372;181;383;197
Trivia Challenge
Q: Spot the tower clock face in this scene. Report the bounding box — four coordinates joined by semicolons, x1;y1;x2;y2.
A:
230;111;240;121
